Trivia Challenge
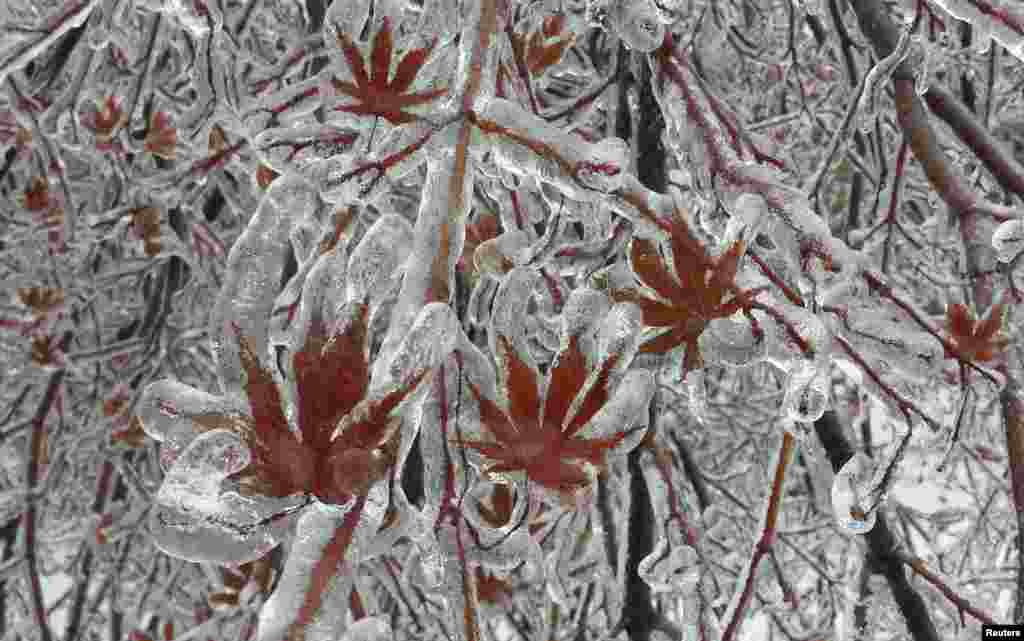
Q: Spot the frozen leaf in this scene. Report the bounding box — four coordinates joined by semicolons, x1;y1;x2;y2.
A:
135;380;248;470
944;301;1009;363
326;16;447;125
474;230;532;277
457;289;649;503
610;212;761;378
831;452;877;534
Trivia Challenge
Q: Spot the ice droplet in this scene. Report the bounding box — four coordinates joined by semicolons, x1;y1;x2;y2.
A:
831;452;877;534
993;219;1024;263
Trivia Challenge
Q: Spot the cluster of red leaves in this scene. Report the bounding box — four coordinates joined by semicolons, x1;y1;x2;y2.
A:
330;16;445;125
190;306;425;506
457;332;627;498
144;111;177;160
944;302;1008;363
610;211;760;376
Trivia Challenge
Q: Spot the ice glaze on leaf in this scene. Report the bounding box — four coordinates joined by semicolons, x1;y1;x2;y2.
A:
457;329;627;499
610;212;761;377
330;17;446;125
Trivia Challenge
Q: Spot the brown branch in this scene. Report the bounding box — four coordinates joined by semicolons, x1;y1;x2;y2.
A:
720;432;795;641
23;332;71;641
63;461;116;641
924;85;1024;201
901;552;999;625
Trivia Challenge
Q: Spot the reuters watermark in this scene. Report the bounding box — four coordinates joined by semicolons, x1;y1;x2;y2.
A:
984;625;1024;638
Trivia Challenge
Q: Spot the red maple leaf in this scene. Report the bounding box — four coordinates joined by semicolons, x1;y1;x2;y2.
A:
330;17;446;125
457;333;631;499
190;304;424;505
944;302;1008;363
610;211;761;377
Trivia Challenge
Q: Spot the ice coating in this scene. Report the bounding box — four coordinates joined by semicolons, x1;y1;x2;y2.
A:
993;219;1024;263
831;452;878;534
610;0;666;53
210;177;304;398
342;217;410;300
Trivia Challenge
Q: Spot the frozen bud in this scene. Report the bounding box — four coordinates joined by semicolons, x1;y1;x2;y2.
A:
576;137;629;193
993;219;1024;263
723;193;768;249
782;360;829;423
831;452;877;534
611;0;666;52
